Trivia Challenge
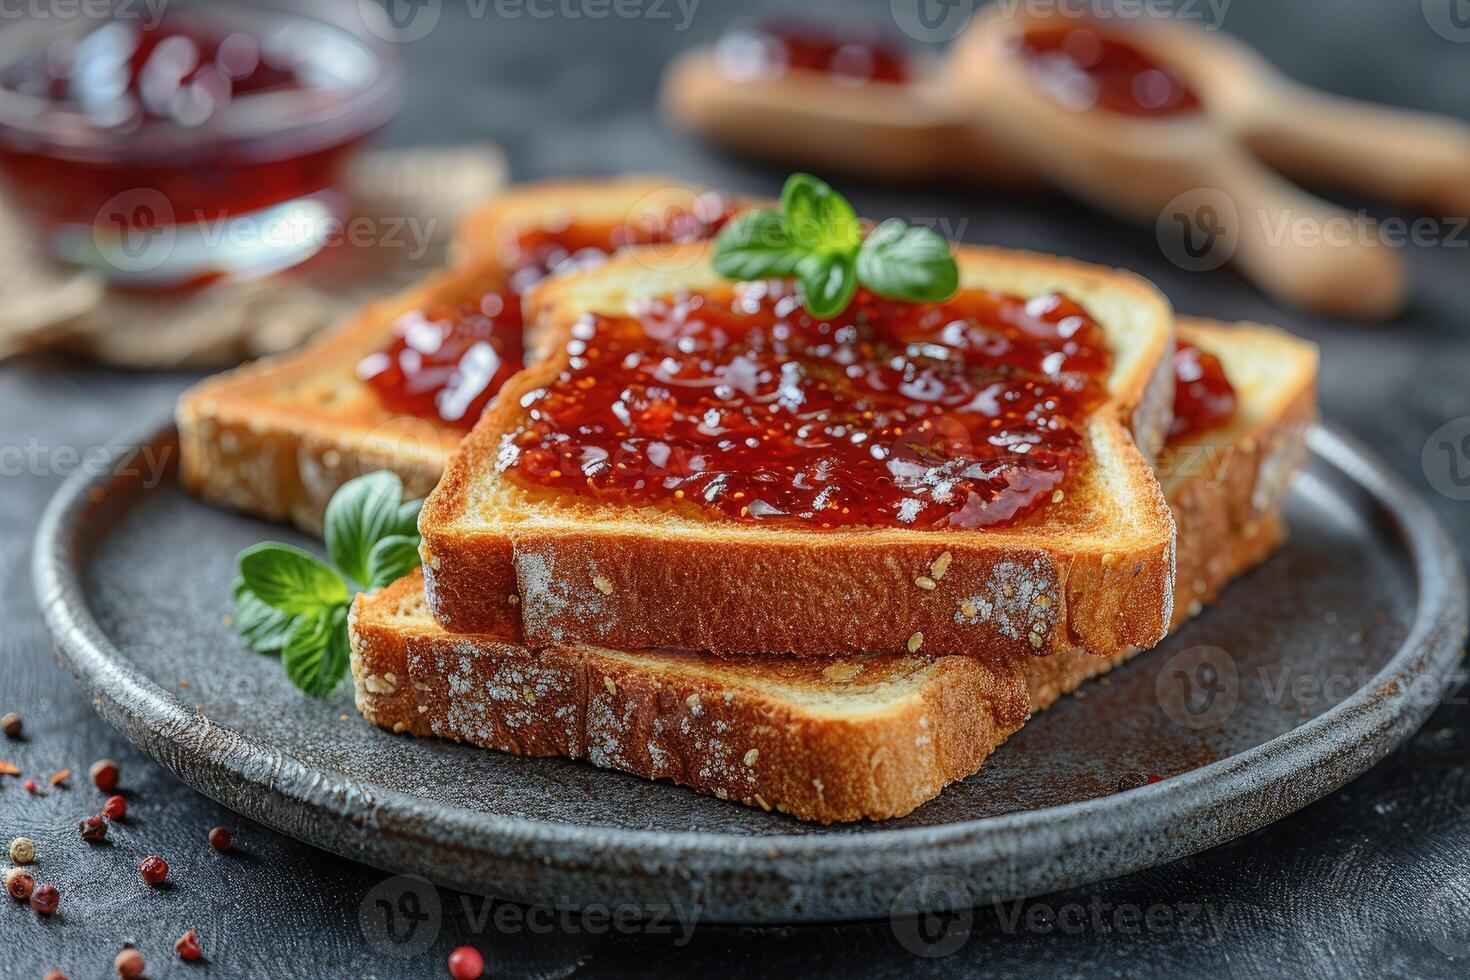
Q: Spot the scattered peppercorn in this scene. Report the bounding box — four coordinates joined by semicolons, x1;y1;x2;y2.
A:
44;971;67;980
208;826;232;852
448;945;486;980
90;759;120;792
0;712;20;738
30;882;59;915
114;947;145;980
5;867;35;901
175;929;203;962
140;854;169;885
24;778;38;794
78;814;108;843
9;836;35;864
104;795;127;820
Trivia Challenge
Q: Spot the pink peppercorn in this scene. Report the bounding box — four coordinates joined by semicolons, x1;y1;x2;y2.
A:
140;855;169;885
448;945;485;979
103;795;127;820
30;882;59;915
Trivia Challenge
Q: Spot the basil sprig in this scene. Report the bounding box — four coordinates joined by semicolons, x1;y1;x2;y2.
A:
712;173;959;318
232;471;423;697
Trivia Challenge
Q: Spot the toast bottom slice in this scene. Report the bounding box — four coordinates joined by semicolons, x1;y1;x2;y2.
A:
352;318;1317;822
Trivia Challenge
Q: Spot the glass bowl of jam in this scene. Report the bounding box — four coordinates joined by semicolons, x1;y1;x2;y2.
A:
0;0;400;288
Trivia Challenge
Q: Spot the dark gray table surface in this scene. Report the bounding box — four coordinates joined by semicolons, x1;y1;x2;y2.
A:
4;0;1470;976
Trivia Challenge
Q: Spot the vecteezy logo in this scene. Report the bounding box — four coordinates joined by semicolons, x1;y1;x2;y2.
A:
92;188;177;275
358;875;442;957
1424;0;1470;42
890;0;975;43
1422;417;1470;501
1156;188;1240;273
1156;645;1239;731
360;0;443;43
890;874;975;958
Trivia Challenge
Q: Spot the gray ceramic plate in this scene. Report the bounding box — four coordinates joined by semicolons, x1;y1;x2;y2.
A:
33;420;1467;923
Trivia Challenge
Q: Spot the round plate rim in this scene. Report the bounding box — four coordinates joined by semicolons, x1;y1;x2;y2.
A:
32;417;1468;914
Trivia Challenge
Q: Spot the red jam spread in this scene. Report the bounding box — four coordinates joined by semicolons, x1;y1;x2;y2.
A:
1016;25;1201;117
500;283;1113;530
359;197;738;429
717;21;910;85
359;293;526;429
1168;340;1236;443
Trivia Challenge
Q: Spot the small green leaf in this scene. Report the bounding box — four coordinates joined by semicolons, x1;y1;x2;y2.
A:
231;577;296;654
365;534;422;590
281;604;350;698
711;209;804;281
796;252;858;320
781;173;861;253
325;471;410;589
237;543;347;615
855;219;960;303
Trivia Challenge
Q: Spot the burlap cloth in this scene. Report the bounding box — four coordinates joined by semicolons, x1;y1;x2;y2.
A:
0;144;505;369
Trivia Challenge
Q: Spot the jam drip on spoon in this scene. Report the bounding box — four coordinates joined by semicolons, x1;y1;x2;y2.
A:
1016;24;1201;117
501;283;1113;531
717;20;911;85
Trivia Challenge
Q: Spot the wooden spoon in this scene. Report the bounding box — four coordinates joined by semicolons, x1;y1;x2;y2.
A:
660;46;1035;188
946;10;1407;320
1150;23;1470;218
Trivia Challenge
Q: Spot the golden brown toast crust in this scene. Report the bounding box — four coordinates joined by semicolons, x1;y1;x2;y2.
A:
351;571;1032;824
419;242;1179;658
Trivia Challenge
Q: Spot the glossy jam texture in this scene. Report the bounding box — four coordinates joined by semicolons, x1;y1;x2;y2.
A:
501;283;1113;530
1017;25;1201;116
360;197;738;429
718;21;910;84
1168;339;1237;443
360;292;526;429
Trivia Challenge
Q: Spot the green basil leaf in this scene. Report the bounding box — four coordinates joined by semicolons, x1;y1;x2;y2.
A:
237;542;348;614
325;471;408;588
795;252;859;320
365;534;422;590
231;577;296;654
711;209;804;281
855;219;960;302
281;604;350;698
781;173;861;253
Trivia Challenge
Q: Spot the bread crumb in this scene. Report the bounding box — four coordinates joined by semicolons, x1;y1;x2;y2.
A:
960;601;978;618
714;787;728;800
907;632;923;653
930;551;953;580
1052;489;1064;503
743;748;759;767
417;705;428;714
914;576;937;591
1102;552;1117;566
822;661;861;682
364;674;397;695
685;693;701;710
592;576;614;595
392;721;407;733
603;676;617;696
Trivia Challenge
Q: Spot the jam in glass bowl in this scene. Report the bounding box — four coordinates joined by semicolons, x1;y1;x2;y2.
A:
0;0;400;288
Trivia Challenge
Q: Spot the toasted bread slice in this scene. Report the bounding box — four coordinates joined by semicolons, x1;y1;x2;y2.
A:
352;316;1317;822
1024;316;1318;709
418;242;1178;658
177;176;726;534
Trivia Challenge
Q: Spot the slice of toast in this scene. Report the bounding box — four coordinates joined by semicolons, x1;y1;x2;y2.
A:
351;316;1318;823
177;176;725;534
418;242;1178;658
